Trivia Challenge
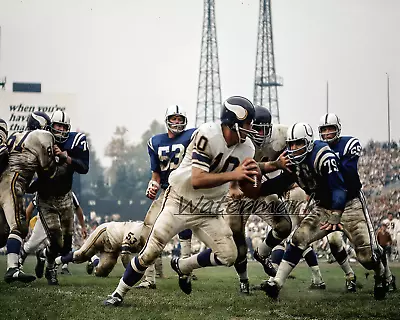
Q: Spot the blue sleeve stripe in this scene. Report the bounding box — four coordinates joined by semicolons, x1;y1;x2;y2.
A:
72;192;80;208
343;138;358;155
192;160;210;170
313;146;331;173
193;148;211;160
316;152;332;175
147;138;155;151
71;133;82;149
192;151;211;165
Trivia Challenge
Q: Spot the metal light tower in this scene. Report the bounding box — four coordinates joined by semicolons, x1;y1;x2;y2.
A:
195;0;222;126
253;0;282;123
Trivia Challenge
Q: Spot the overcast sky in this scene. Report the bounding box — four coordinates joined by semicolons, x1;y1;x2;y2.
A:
0;0;399;167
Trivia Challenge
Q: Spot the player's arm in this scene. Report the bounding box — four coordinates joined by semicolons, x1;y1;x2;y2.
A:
341;138;361;177
318;153;347;230
191;130;258;189
120;231;138;268
258;150;291;174
146;138;162;199
57;133;89;174
259;170;296;197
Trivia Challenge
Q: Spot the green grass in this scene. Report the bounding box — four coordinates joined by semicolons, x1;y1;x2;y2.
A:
0;255;398;320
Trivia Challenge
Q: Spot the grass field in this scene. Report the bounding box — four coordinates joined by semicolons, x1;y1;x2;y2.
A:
0;256;398;320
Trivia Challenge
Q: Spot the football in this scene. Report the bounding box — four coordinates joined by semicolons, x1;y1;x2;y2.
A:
239;169;262;199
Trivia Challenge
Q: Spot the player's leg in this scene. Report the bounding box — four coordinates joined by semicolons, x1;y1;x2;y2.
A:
20;215;48;266
94;252;119;277
141;190;165;244
135;191;164;288
1;175;36;283
58;197;74;276
55;224;107;266
224;210;250;294
155;254;164;278
255;195;292;274
0;207;10;249
104;189;186;306
341;196;393;300
286;187;326;289
134;263;157;289
172;215;237;295
327;231;357;292
37;197;63;285
263;205;329;298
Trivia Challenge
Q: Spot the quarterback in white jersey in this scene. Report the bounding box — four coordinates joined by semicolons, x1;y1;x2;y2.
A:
1;112;59;283
55;221;144;277
103;96;259;306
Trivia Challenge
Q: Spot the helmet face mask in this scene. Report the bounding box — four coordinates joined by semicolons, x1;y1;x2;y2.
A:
286;123;314;165
50;110;71;143
247;106;272;148
318;113;341;143
251;123;272;148
165;105;187;134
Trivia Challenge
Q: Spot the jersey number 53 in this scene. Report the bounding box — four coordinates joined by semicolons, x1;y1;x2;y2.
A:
158;144;185;171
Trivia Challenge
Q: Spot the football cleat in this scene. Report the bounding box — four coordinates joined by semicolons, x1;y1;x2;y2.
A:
4;267;36;284
35;249;46;278
134;280;157;289
309;281;326;290
345;274;357;293
170;257;192;295
387;275;396;292
254;250;277;277
261;279;280;299
45;267;59;285
86;261;94;275
374;275;387;300
239;280;250;295
103;293;123;307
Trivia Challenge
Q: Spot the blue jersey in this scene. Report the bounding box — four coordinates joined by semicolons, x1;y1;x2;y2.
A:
325;136;362;200
35;132;89;198
261;140;348;210
148;128;196;190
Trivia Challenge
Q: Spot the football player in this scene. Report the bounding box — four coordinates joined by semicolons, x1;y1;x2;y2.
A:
0;119;9;249
54;220;144;277
259;123;390;300
19;191;86;275
135;105;197;289
103;96;259;306
33;110;89;285
382;213;400;261
1;112;58;283
319;113;395;291
227;106;325;294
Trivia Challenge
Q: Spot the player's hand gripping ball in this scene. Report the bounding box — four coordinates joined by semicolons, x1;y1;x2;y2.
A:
238;158;262;199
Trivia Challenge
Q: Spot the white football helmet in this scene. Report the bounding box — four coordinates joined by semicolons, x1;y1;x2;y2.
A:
318;113;341;143
286;123;314;164
165;105;187;134
0;119;7;144
50;110;71;143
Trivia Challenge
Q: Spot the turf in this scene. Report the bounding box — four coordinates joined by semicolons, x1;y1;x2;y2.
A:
0;256;398;320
